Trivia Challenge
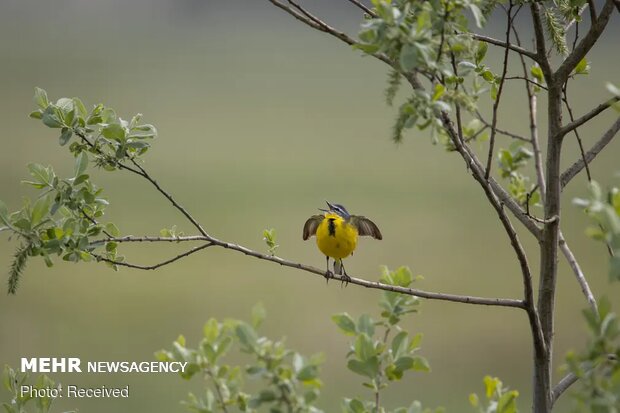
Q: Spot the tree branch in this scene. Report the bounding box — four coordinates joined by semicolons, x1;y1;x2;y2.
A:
345;0;376;17
559;232;597;314
92;243;214;270
485;2;514;180
512;28;546;199
557;96;619;139
476;113;530;142
529;2;553;79
555;0;616;82
468;33;539;62
91;234;525;308
560;117;620;189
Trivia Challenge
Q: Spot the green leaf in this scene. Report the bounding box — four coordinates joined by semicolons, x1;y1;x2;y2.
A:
28;164;53;188
73;152;88;178
391;331;408;358
399;43;418;72
354;333;375;361
105;223;120;237
251;302;266;328
497;390;519;413
475;42;488;65
34;87;49;109
530;64;544;82
235;322;258;350
203;318;219;343
347;357;379;379
59;127;72;146
72;97;87;119
357;314;375;337
574;57;589;74
101;123;126;141
42;106;63;128
412;356;430;372
394;356;414;372
31;194;52;226
29;110;42;119
332;313;357;335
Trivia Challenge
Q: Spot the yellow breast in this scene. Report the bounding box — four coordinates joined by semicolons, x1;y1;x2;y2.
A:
315;213;358;259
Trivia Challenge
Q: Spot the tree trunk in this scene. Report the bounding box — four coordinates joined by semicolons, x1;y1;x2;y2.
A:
533;81;564;413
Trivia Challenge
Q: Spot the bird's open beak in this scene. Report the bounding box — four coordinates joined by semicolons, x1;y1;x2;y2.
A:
319;200;334;213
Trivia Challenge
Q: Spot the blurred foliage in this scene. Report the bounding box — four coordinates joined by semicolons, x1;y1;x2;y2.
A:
468;375;519;413
158;267;442;413
497;143;539;208
156;302;324;413
573;181;620;281
2;365;72;413
563;297;620;411
262;228;279;256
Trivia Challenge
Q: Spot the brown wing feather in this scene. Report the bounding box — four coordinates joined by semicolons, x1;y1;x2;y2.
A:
350;216;382;240
303;215;324;240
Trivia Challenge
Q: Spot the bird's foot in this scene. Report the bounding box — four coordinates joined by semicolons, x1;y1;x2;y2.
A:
340;273;351;288
324;270;334;284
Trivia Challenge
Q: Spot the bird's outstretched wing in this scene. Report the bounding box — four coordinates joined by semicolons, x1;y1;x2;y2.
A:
350;216;382;240
303;215;324;240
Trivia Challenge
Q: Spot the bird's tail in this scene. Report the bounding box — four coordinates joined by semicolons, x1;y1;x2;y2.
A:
334;259;343;275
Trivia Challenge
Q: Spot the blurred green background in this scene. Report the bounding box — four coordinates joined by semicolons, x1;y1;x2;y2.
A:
1;1;619;411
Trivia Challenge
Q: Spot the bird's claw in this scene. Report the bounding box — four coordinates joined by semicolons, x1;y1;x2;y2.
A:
340;274;351;288
324;270;334;284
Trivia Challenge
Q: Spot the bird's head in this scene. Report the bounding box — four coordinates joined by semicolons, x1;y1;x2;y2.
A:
319;201;351;219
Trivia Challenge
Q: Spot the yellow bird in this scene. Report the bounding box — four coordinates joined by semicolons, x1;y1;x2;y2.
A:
303;201;382;284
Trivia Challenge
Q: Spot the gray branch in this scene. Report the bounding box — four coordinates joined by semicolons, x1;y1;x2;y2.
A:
561;117;620;189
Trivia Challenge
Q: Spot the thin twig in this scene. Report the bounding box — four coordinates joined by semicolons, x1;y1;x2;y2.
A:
559;232;598;314
560;117;620;188
93;243;213;270
476;112;530;142
557;96;620;138
563;85;592;181
345;0;377;17
504;76;548;91
512;28;546;199
468;33;539;62
485;1;514;180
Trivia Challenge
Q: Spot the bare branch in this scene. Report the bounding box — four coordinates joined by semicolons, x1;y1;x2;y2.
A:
485;2;514;180
93;243;214;270
529;2;553;78
558;96;620;138
345;0;376;18
91;234;525;308
476;113;530;142
268;0;394;67
468;33;539;62
551;371;579;406
512;28;546;199
563;86;592;181
504;76;548;91
561;117;620;188
587;0;598;23
556;0;616;81
559;233;598;314
440;111;546;353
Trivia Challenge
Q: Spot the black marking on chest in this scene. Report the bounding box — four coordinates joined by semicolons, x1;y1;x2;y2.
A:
327;218;336;237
